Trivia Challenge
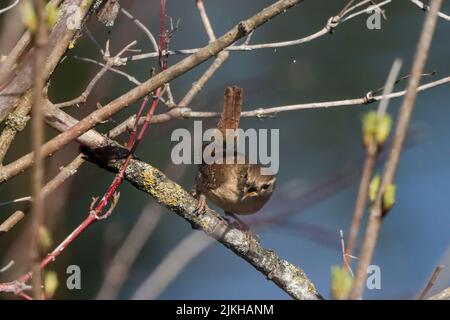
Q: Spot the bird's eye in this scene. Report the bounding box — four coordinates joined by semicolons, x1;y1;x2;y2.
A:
247;186;257;193
261;184;270;190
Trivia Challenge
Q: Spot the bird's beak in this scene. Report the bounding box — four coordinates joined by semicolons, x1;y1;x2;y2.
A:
241;191;258;201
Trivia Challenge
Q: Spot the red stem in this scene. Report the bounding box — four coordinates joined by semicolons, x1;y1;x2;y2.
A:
0;1;169;299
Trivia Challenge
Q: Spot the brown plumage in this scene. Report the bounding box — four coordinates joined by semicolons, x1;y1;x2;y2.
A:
192;86;276;225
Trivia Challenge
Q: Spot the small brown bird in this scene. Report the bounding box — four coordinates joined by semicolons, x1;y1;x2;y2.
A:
191;86;276;229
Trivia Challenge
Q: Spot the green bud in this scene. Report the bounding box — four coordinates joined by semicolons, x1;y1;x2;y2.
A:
45;3;59;28
20;0;37;32
45;271;59;297
362;111;378;147
369;175;381;202
376;114;392;145
39;226;53;251
331;265;353;300
383;184;396;212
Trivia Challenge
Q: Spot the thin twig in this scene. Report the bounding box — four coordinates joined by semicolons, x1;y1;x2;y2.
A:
126;0;392;61
0;211;25;234
74;56;142;85
349;0;443;299
0;0;97;123
120;8;159;51
410;0;450;21
109;75;450;138
418;265;445;299
340;0;391;23
0;155;85;234
0;0;19;14
178;0;229;107
0;0;305;184
30;0;48;300
196;0;216;42
53;64;111;108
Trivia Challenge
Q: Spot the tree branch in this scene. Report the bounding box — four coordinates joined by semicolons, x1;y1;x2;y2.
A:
100;156;322;300
0;0;305;183
349;0;443;299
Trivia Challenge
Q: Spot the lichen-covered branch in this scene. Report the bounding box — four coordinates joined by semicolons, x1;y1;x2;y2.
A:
100;157;321;300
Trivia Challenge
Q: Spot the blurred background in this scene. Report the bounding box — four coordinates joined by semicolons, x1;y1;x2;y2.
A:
0;0;449;299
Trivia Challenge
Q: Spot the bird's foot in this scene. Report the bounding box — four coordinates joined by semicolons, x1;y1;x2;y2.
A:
193;194;208;216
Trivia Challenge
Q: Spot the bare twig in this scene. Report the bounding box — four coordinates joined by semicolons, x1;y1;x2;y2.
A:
0;0;97;122
53;65;111;108
0;211;25;234
0;0;19;15
349;0;443;299
418;265;445;299
196;0;216;42
73;56;142;85
340;230;355;276
178;0;230;107
0;155;84;235
114;0;230;130
120;8;159;51
0;260;15;273
109;75;450;138
0;197;32;207
0;0;305;183
340;0;391;23
127;0;392;61
410;0;450;21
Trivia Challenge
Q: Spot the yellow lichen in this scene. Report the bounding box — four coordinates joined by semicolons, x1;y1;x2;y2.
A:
142;167;157;192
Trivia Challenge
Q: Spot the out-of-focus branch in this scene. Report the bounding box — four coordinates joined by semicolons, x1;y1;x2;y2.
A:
0;0;305;183
132;231;214;300
29;0;49;300
96;201;163;300
349;0;443;299
0;154;85;235
0;0;97;122
178;0;229;107
345;59;402;264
